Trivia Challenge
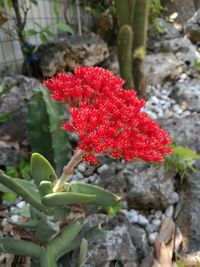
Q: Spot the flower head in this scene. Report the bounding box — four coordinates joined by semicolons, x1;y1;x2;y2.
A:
44;66;173;163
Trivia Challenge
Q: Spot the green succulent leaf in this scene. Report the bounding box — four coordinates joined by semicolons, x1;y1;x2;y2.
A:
70;182;121;207
31;153;58;187
42;192;96;207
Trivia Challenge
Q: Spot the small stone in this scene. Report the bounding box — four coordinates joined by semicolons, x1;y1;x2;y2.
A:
151;219;161;230
76;171;84;179
78;163;86;173
88;174;98;183
145;224;157;234
138;214;149;226
165;205;174;218
10;215;20;222
121;209;139;224
97;164;108;174
16;201;26;209
180;73;187;80
170;192;179;204
146;111;158;120
151;96;160;105
149;232;159;244
164;110;173;118
154;210;162;220
182;110;191;117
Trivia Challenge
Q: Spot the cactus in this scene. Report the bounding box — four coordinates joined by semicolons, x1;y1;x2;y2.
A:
116;0;150;98
117;25;134;88
27;86;72;175
0;153;119;266
132;0;150;98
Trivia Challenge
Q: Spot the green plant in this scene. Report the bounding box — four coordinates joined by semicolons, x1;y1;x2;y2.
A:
149;0;166;32
164;145;200;179
116;0;150;98
26;85;72;175
0;153;119;266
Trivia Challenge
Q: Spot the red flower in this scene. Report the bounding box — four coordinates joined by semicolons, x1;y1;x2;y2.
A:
43;66;124;107
44;66;173;163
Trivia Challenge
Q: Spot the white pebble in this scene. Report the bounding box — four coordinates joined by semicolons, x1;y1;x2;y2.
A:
151;96;160;105
16;201;26;209
165;205;174;218
171;192;179;204
138;214;149;226
97;164;108;174
10;215;20;223
76;171;84;179
149;232;159;244
154;210;162;220
152;219;161;229
145;224;157;234
78;163;86;173
121;209;139;224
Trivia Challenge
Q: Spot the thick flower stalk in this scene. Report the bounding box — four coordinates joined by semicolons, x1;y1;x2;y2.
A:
44;66;173;164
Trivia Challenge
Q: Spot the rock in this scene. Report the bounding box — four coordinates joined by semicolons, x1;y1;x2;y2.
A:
39;34;109;77
170;79;200;112
0;141;19;167
77;162;86;173
138;215;149;226
176;160;200;254
0;75;39;142
154;211;163;220
159;37;199;65
97;164;109;174
124;162;175;210
151;219;161;229
159;112;200;152
148;232;159;245
171;192;180;204
128;224;149;262
145;53;186;85
121;209;139;224
165;205;174;218
184;9;200;43
85;225;138;267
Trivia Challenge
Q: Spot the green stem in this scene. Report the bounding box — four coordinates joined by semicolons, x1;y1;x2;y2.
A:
53;149;84;192
50;220;82;261
40;246;57;267
0;237;43;258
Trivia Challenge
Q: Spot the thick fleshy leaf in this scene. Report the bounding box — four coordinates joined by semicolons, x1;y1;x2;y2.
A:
70;182;120;207
31;153;58;187
42;192;96;207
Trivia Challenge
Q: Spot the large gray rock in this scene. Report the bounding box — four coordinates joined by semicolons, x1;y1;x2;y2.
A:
122;162;175;210
184;9;200;43
170;79;200;112
176;160;200;256
0;141;19;166
159;37;199;65
85;225;138;267
159;112;200;152
145;53;186;85
0;75;39;142
39;34;109;77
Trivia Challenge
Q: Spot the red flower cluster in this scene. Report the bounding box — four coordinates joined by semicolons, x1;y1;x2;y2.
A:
44;66;173;163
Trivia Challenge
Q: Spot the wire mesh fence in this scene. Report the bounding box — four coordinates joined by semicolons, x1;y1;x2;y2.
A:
0;0;90;75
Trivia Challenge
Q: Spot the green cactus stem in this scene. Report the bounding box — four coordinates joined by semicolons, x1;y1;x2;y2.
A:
132;0;150;98
50;220;82;261
117;24;134;88
115;0;135;27
27;86;72;175
0;170;49;213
